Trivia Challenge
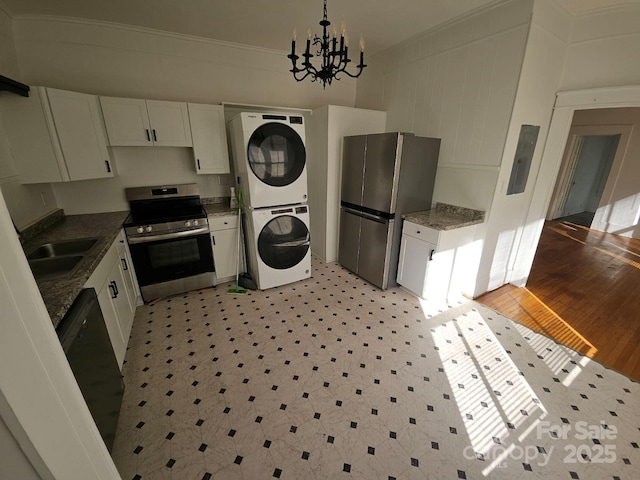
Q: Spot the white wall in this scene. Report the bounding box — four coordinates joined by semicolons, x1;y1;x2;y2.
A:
52;147;233;214
355;0;534;213
505;2;640;290
308;105;386;262
560;4;640;91
12;16;356;109
10;15;357;214
0;6;58;230
475;0;571;293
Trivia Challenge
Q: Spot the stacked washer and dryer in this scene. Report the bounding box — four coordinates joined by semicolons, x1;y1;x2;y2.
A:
229;112;311;290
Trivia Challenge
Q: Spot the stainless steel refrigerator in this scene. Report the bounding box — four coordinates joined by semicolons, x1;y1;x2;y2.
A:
338;132;440;289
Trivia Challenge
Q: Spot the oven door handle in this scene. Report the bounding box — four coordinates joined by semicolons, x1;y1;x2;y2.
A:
127;227;210;244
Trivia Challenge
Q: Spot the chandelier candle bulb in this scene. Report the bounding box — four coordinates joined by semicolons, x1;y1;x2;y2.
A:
360;34;365;52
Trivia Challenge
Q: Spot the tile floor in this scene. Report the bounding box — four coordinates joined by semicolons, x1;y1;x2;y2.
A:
112;257;640;479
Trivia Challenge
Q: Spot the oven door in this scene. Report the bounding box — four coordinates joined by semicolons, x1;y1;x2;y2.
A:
127;229;214;287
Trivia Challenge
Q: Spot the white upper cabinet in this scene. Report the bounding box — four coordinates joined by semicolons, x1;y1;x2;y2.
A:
99;97;150;146
1;87;113;183
146;100;192;147
100;97;192;147
188;103;230;174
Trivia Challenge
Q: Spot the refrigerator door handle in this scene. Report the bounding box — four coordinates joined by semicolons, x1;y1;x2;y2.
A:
342;206;387;224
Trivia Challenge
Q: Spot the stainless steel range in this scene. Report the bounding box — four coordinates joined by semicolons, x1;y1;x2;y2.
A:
124;183;214;302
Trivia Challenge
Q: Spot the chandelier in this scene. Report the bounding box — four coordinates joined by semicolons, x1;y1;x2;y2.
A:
287;0;366;88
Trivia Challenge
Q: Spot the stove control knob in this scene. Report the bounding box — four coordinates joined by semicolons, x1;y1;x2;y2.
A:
145;226;153;233
185;220;192;227
193;219;199;226
137;227;144;234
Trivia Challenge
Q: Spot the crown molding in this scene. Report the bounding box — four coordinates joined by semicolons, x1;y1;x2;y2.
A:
12;14;288;55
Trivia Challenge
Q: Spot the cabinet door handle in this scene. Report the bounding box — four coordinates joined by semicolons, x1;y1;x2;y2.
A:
429;249;435;261
145;129;151;142
211;235;215;246
121;258;129;271
105;160;111;173
109;281;118;298
152;129;157;142
197;159;201;170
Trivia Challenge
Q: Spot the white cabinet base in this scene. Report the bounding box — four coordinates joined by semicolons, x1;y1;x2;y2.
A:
397;221;480;302
209;215;243;284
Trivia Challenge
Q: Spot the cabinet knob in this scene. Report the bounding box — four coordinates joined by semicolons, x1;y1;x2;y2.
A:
416;230;421;234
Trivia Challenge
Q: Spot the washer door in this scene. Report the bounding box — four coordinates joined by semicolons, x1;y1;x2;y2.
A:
247;123;306;187
258;215;310;270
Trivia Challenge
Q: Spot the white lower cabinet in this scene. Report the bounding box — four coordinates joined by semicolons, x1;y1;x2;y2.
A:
397;234;439;299
209;214;241;283
85;231;139;369
397;220;479;301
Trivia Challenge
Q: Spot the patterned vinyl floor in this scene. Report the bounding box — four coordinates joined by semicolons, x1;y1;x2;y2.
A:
112;257;640;479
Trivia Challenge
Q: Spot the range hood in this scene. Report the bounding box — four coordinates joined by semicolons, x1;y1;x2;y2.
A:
0;75;29;97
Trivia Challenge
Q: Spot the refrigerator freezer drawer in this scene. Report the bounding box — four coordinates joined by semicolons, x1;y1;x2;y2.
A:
358;216;394;289
338;207;394;289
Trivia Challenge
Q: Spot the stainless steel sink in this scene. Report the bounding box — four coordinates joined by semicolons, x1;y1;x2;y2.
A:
27;237;99;260
28;255;84;279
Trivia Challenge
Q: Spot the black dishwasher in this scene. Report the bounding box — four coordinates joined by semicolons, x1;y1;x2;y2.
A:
56;288;124;453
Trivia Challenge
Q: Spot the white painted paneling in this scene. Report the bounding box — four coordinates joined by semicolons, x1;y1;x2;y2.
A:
356;0;532;213
12;17;356;110
51;147;227;214
561;5;640;90
474;3;571;295
432;165;499;211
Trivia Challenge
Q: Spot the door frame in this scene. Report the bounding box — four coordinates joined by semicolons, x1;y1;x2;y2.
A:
512;85;640;287
547;124;633;220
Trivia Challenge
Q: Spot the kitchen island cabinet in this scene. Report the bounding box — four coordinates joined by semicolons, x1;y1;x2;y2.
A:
1;87;114;183
100;96;192;147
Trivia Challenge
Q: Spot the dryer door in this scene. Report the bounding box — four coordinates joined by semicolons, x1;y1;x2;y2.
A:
258;215;310;269
247;123;306;187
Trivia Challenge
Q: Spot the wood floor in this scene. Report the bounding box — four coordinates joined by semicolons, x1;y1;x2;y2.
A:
478;217;640;382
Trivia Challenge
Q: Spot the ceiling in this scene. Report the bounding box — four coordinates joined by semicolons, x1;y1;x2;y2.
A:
1;0;639;55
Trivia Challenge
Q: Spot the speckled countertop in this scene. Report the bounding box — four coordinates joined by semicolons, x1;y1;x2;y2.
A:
22;211;129;329
202;197;237;217
204;204;237;217
403;203;485;230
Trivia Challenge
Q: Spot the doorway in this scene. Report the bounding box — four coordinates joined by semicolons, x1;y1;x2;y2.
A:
546;122;633;233
551;134;619;227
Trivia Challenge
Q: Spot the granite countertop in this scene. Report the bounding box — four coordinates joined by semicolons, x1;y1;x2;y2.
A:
204;204;238;217
22;210;129;329
202;196;237;217
403;203;485;230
